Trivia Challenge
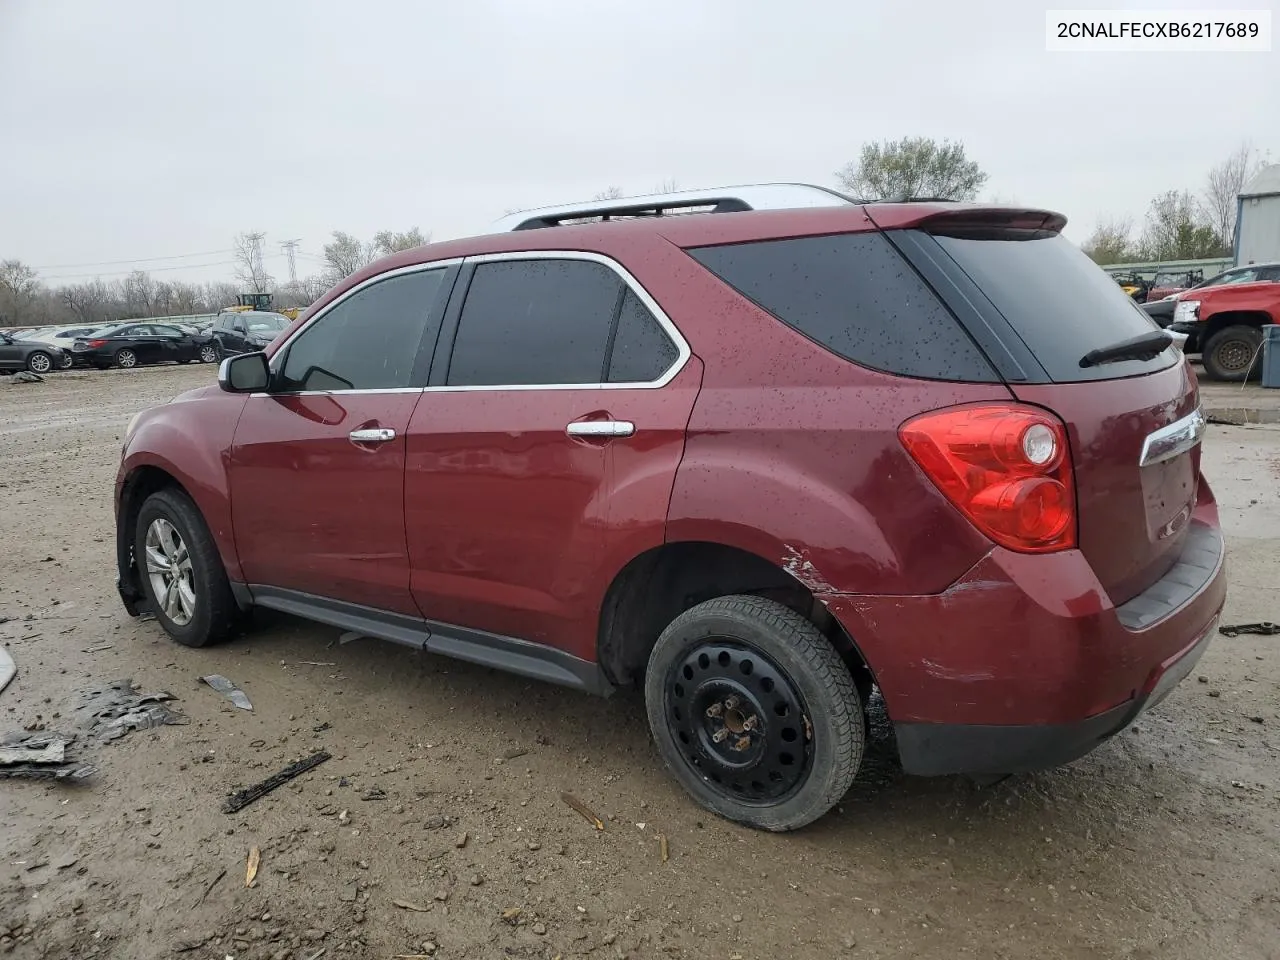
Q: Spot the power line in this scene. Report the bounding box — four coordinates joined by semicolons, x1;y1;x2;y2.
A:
33;248;233;270
41;260;240;281
280;239;301;284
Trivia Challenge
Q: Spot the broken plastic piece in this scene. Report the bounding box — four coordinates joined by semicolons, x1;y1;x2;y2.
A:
0;645;14;695
76;678;184;741
200;674;253;710
222;750;331;813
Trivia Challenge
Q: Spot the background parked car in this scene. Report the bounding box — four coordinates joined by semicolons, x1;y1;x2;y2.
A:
72;322;220;369
22;325;99;367
1146;270;1203;302
1142;261;1280;328
0;330;68;374
208;310;292;356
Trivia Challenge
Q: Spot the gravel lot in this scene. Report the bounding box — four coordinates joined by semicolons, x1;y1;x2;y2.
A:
2;365;1279;960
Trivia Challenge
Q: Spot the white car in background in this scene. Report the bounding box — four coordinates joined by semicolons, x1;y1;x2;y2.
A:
23;326;99;367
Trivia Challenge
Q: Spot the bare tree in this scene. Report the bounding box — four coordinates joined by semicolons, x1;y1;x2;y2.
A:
322;231;373;282
0;259;42;324
60;280;112;325
204;281;241;312
169;282;206;315
1203;143;1261;248
836;137;988;201
1081;217;1136;264
593;186;624;200
120;270;157;317
233;231;274;294
370;228;429;257
653;178;680;194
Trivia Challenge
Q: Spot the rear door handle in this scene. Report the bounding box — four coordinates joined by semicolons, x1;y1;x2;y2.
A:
566;420;635;438
349;428;396;443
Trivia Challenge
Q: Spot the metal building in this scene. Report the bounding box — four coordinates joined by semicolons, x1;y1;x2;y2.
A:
1236;164;1280;266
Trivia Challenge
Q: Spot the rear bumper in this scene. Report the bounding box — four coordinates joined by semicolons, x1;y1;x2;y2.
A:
1167;321;1201;352
823;507;1226;776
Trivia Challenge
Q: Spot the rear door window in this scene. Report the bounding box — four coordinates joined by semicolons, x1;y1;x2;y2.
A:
447;259;623;386
933;233;1177;383
606;290;679;383
688;233;996;381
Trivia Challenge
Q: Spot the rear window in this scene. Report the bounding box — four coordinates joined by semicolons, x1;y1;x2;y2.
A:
934;233;1177;383
688;233;996;382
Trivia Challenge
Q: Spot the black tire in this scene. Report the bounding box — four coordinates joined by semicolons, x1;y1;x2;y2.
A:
58;353;73;369
134;488;239;647
644;595;864;832
1202;325;1262;382
115;348;139;369
198;344;220;364
26;351;53;374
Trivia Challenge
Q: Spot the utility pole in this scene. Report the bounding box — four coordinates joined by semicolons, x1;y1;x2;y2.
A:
279;239;301;285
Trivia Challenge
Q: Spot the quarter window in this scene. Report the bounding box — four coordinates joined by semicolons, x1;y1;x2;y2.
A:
447;259;624;386
606;290;679;382
279;268;446;391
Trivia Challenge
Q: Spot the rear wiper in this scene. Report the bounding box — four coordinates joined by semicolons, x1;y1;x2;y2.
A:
1079;331;1172;368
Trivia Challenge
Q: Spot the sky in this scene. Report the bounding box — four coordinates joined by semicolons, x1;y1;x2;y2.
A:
0;0;1276;287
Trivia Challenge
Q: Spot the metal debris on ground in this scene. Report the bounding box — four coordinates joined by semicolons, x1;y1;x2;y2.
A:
221;750;331;813
75;678;184;742
199;674;253;710
1219;621;1280;637
0;645;14;695
560;792;605;830
245;846;260;887
0;732;96;781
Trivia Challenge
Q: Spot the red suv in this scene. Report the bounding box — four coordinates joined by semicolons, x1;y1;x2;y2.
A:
115;185;1226;831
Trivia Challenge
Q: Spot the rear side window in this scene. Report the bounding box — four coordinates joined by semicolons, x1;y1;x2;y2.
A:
934;233;1176;383
447;259;623;386
688;233;996;382
280;268;446;391
607;290;679;383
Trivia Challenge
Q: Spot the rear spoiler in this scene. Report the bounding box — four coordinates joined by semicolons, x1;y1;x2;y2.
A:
867;205;1067;237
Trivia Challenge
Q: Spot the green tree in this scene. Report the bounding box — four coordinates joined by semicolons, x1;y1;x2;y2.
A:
1137;191;1229;261
1081;218;1136;264
835;137;988;201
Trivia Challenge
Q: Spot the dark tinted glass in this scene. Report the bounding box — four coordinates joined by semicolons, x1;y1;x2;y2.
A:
280;269;445;391
448;259;622;386
689;233;995;381
935;233;1176;382
152;325;182;337
606;290;679;382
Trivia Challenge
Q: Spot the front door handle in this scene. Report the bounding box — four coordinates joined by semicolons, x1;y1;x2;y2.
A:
349;428;396;443
566;420;635;438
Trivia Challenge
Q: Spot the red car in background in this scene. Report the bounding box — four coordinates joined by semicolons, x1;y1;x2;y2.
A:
113;185;1225;831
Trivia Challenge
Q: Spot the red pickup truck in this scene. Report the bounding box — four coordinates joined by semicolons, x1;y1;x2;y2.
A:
1166;264;1280;380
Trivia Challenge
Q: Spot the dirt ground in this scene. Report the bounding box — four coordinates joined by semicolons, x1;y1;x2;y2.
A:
2;365;1278;960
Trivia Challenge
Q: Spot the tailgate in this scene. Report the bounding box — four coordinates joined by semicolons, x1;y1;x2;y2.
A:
1013;361;1203;604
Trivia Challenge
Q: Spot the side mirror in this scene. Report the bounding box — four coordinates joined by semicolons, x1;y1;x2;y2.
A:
218;352;270;393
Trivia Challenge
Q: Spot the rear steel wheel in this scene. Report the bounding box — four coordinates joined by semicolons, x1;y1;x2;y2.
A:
645;595;864;831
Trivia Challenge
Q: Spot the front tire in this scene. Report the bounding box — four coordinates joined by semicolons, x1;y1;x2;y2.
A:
115;348;138;369
644;595;864;832
26;351;53;374
134;488;238;647
1202;324;1262;382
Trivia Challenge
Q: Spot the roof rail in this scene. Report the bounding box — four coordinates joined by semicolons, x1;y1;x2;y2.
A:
492;183;856;232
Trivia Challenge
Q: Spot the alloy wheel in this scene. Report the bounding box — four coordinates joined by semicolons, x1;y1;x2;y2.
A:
117;350;137;368
144;518;196;626
199;345;218;363
666;640;812;805
28;353;51;373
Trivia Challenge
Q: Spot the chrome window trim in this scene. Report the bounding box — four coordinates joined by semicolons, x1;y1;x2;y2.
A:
253;250;689;398
1139;407;1206;467
425;249;690;393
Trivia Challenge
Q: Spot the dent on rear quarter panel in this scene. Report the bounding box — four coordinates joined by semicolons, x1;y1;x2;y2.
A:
120;391;249;581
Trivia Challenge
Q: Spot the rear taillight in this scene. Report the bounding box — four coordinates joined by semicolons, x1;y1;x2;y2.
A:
899;404;1076;553
87;339;107;348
